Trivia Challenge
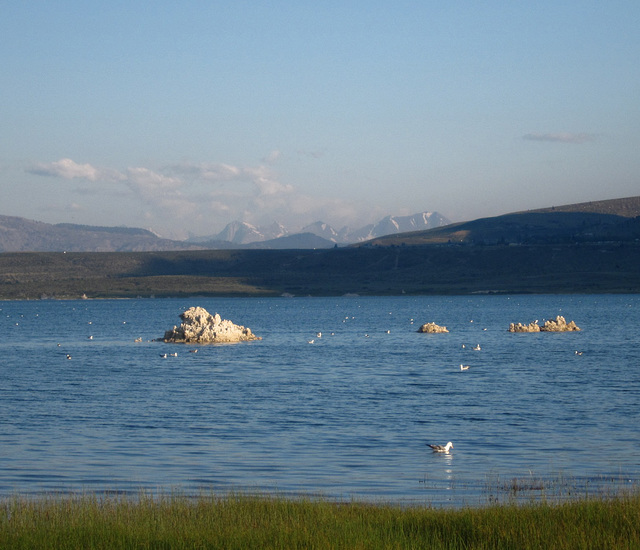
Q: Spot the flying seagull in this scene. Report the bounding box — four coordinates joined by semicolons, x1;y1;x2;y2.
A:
427;441;454;453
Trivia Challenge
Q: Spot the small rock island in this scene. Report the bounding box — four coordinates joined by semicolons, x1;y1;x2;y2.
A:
417;322;449;333
508;315;580;333
162;306;261;344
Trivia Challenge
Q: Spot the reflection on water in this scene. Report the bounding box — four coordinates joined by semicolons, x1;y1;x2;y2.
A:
0;295;639;506
442;454;455;492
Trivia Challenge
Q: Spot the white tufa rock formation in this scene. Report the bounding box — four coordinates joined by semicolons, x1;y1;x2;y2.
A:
417;322;449;333
508;315;580;333
509;321;542;333
162;306;261;343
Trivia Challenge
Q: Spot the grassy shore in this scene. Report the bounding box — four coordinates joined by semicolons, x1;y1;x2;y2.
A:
2;492;639;549
2;243;640;299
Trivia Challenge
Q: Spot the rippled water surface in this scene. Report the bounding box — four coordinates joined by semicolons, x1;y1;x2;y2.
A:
1;295;639;506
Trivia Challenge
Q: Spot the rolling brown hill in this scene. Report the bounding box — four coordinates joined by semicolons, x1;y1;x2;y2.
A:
530;196;640;217
360;196;640;247
0;215;203;252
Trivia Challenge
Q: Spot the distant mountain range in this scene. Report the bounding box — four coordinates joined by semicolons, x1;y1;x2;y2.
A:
0;210;450;252
2;196;639;253
192;211;451;246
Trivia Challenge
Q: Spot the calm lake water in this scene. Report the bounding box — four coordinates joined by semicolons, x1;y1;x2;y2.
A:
1;295;638;507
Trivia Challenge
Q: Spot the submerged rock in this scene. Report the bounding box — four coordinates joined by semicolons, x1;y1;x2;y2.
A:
508;315;580;333
417;322;449;333
162;306;261;343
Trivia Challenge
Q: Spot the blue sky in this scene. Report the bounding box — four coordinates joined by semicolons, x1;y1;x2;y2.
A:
2;2;639;239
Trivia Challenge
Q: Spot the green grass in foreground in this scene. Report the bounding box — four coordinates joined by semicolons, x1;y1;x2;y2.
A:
1;493;640;549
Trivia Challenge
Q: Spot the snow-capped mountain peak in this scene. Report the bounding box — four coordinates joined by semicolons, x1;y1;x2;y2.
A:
300;221;340;242
208;211;450;246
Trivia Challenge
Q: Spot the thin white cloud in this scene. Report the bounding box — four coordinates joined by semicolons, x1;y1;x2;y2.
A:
262;150;282;165
126;167;184;192
522;132;597;144
244;166;293;196
28;158;125;182
25;156;381;238
164;161;293;196
29;158;275;193
165;162;241;182
26;157;300;237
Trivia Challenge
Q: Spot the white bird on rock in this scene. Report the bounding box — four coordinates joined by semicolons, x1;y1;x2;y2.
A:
427;441;454;453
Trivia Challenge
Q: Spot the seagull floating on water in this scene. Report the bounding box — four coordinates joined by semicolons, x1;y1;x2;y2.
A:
427;441;454;453
460;364;470;371
473;344;481;351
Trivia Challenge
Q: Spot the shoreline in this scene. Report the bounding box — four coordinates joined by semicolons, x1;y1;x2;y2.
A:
3;469;636;509
2;243;640;299
2;288;640;301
